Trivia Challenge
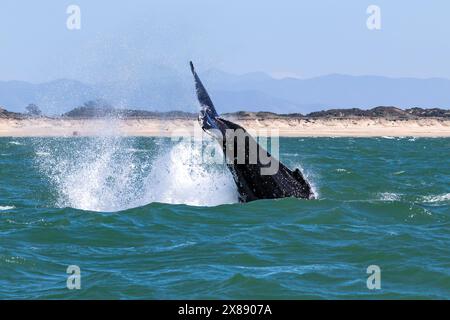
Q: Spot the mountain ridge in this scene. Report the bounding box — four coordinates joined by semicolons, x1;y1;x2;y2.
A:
1;69;450;114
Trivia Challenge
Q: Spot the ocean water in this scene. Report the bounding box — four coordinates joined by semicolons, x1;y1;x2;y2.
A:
0;136;449;299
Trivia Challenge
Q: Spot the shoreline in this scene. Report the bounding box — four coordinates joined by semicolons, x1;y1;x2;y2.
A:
1;117;449;137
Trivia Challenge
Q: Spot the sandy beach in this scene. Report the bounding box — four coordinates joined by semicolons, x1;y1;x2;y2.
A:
0;117;449;137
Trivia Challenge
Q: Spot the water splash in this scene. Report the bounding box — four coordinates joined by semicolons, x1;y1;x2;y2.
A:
35;137;238;211
136;142;238;207
293;163;319;199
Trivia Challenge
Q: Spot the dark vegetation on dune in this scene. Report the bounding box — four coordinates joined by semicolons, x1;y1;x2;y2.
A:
0;106;24;119
1;100;449;120
63;106;197;119
306;106;450;119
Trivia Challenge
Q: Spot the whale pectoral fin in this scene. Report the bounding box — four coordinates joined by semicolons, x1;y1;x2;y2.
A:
190;61;224;135
199;109;219;132
190;61;219;118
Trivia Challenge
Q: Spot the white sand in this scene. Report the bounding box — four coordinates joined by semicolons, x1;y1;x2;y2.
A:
0;117;449;137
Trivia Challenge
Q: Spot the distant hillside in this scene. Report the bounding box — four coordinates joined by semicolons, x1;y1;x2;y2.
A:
1;67;450;115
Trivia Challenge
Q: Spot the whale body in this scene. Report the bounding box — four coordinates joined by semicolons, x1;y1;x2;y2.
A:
190;61;314;202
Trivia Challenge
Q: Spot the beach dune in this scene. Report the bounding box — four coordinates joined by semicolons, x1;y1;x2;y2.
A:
0;117;449;137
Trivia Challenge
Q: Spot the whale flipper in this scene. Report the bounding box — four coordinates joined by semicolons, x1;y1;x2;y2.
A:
190;61;220;132
190;61;314;202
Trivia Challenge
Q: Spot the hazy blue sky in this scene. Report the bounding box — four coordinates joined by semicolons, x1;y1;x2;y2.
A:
0;0;449;82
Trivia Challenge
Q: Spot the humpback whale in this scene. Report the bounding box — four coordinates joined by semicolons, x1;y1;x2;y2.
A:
190;61;314;202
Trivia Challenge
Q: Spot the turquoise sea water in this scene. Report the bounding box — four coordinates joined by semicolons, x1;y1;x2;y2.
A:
0;136;449;299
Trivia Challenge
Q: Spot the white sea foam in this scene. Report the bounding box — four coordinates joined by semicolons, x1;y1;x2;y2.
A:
379;192;401;201
421;193;450;203
0;205;15;211
9;141;22;145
